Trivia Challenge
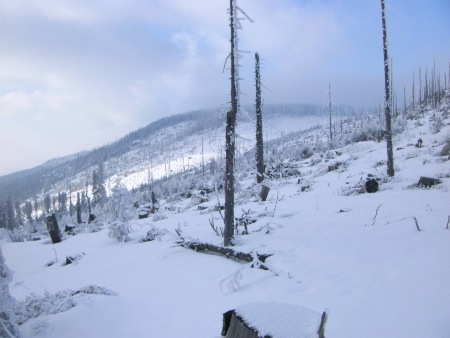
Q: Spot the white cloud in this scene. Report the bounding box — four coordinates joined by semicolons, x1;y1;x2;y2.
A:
0;0;448;175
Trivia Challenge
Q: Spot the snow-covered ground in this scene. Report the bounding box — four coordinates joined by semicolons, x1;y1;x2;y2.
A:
2;103;450;338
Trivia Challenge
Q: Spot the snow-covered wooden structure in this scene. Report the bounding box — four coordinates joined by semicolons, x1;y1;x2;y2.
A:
222;302;327;338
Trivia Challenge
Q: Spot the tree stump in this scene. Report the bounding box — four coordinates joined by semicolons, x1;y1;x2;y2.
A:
46;213;62;244
260;185;270;202
64;224;76;235
440;140;450;156
88;213;96;223
222;303;327;338
138;211;149;219
365;179;379;193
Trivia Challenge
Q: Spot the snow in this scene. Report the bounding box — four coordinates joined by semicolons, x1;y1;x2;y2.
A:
234;302;322;338
2;100;450;338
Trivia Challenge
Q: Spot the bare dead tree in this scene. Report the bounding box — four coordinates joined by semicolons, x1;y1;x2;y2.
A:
403;86;407;116
224;0;253;246
381;0;395;177
255;52;264;184
224;0;239;246
328;83;333;142
412;70;415;111
419;67;422;108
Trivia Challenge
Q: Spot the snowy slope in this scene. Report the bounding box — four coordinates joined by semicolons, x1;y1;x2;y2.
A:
2;100;450;338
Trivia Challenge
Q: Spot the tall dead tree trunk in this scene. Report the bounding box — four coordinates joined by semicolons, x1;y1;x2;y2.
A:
255;52;264;184
403;86;407;116
412;71;415;111
328;83;332;142
381;0;395;177
419;67;422;108
224;0;239;247
76;192;82;224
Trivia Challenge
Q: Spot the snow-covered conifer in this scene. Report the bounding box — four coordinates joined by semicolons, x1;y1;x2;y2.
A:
106;181;133;242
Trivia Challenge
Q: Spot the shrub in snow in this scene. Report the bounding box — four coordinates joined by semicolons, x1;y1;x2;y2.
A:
440;139;450;157
398;117;408;132
14;285;117;325
324;150;336;160
31;319;49;335
153;212;168;222
140;225;168;242
350;122;386;143
105;181;133;224
0;228;12;243
0;248;22;338
298;145;313;159
430;114;443;134
108;222;131;242
8;220;47;243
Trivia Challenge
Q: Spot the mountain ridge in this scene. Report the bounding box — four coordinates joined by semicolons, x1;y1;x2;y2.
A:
0;103;360;202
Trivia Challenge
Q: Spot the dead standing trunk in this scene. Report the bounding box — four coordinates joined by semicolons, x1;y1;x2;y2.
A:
328;83;333;142
381;0;395;177
224;0;239;247
255;52;264;184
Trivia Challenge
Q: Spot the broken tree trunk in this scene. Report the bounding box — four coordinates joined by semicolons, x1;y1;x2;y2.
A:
177;239;271;270
260;185;270;202
46;213;62;244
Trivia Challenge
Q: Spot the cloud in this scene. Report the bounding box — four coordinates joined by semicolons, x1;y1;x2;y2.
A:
0;0;448;175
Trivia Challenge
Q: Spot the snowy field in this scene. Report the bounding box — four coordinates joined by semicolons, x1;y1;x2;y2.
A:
2;103;450;338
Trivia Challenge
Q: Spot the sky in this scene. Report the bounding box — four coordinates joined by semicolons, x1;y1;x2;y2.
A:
1;0;449;176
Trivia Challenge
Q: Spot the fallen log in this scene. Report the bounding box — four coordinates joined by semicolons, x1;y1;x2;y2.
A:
418;176;441;188
177;239;272;270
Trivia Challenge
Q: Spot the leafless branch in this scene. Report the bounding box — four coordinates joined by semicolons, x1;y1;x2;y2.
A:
371;204;382;226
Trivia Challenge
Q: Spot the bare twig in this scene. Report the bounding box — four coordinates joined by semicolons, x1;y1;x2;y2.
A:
209;215;224;237
174;224;183;239
272;191;279;217
236;6;255;23
446;216;450;230
222;53;231;73
371;204;382;226
318;311;328;338
215;187;225;223
412;217;421;232
382;216;422;232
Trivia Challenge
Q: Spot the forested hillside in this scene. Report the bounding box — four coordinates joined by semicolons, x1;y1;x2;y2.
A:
1;90;449;338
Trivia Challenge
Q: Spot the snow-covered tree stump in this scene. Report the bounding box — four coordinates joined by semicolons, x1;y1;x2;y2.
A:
222;302;327;338
46;213;62;244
